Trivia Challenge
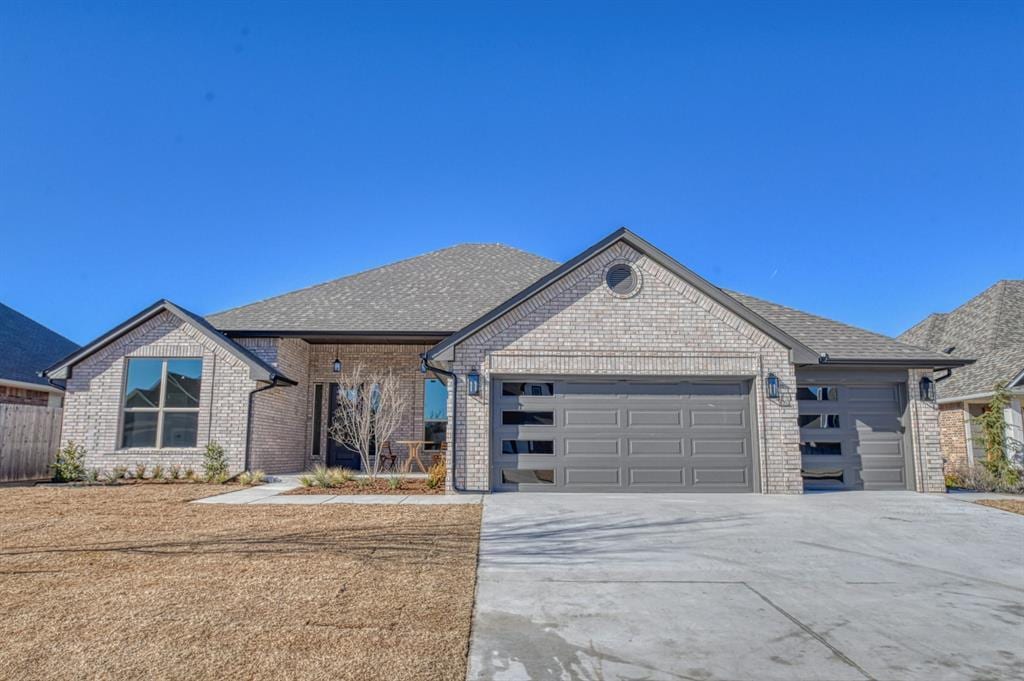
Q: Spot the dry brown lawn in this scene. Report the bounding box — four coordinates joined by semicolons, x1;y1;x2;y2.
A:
976;498;1024;515
0;484;481;681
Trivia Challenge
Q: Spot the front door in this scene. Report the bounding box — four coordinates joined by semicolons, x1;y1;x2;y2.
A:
327;384;362;470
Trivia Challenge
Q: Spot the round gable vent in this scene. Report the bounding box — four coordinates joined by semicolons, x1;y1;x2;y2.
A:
605;263;640;297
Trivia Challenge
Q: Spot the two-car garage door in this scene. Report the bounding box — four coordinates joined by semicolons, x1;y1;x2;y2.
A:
491;378;756;492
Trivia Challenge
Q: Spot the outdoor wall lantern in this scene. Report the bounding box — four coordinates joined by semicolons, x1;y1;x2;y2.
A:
766;373;780;399
332;358;342;373
467;371;480;396
919;376;935;402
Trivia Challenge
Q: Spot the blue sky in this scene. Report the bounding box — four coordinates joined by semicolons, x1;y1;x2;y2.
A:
1;1;1021;345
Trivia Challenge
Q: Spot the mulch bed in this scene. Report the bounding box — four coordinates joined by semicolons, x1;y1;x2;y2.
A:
0;484;481;681
975;499;1024;515
286;478;444;495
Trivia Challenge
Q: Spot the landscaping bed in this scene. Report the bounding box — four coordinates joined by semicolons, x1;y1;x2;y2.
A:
0;483;481;681
286;477;445;495
975;498;1024;516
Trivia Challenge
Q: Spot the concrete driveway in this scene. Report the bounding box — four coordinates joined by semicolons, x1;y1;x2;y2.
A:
468;492;1024;681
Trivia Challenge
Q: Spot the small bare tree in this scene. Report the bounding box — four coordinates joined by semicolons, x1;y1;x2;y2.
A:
328;363;408;478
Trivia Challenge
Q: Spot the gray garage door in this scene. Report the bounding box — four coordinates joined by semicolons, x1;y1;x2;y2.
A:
798;379;912;491
491;378;756;492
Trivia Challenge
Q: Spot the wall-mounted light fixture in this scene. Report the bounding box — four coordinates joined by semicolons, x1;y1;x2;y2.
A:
332;358;342;373
919;376;934;402
766;373;780;399
467;371;480;396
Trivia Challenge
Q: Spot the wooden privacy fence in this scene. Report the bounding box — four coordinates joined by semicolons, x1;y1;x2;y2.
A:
0;404;63;482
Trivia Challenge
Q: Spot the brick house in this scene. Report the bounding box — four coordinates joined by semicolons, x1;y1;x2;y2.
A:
0;302;78;408
44;229;969;493
898;280;1023;472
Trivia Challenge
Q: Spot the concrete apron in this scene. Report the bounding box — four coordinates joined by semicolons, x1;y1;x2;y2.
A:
469;491;1024;681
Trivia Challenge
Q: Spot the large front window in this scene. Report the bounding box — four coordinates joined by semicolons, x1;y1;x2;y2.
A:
121;358;202;448
424;378;448;450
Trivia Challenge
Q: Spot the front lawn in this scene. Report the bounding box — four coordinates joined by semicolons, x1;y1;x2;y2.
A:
0;484;481;681
976;498;1024;515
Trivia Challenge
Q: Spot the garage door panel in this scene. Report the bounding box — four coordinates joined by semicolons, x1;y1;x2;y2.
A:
847;386;899;402
565;468;620;485
564;409;619;426
629;468;684;485
692;467;749;486
564;439;620;455
691;439;747;456
853;412;901;432
628;409;682;426
690;409;745;427
628;439;684;455
493;378;754;493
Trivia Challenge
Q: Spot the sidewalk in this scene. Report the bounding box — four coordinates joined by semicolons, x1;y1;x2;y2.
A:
193;475;482;505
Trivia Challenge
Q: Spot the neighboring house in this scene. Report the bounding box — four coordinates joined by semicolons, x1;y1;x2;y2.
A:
898;280;1024;471
43;229;969;494
0;302;78;408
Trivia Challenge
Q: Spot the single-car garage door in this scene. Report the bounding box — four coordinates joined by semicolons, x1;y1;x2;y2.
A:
797;377;913;491
491;378;756;492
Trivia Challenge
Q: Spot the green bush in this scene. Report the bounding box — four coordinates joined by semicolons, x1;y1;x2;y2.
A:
387;475;404;491
203;442;229;482
51;441;86;482
83;468;101;484
169;465;182;480
151;464;165;481
133;463;147;480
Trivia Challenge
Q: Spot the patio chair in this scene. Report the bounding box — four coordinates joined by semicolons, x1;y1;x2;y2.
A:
430;441;448;468
378;441;398;473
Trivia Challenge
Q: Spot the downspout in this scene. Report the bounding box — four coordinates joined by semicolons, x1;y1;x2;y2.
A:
420;355;463;492
244;377;283;472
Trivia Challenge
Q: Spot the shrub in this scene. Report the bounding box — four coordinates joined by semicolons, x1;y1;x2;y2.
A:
355;477;370;489
151;465;165;482
51;441;87;482
133;463;148;480
947;462;1024;495
184;468;196;481
203;442;229;482
301;465;332;488
238;470;266;486
329;468;354;486
387;475;404;491
83;468;101;484
169;465;182;480
111;465;128;480
426;460;446;489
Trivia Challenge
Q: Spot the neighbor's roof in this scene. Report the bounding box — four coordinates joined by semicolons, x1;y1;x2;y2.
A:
725;291;967;366
43;300;294;385
897;280;1024;399
206;244;559;335
0;302;79;386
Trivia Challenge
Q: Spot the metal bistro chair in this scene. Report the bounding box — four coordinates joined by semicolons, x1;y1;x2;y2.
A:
377;441;399;473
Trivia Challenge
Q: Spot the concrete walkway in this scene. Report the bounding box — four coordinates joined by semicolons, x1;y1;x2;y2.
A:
192;475;482;505
469;491;1024;681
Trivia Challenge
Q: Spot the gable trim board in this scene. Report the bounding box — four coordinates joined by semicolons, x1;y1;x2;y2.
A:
43;300;295;385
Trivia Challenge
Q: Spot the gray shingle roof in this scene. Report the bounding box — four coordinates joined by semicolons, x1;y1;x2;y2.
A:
724;290;963;364
207;244;559;333
0;302;79;386
897;280;1024;398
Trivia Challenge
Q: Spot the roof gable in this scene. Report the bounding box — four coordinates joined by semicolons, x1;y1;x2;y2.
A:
426;228;821;364
42;300;293;384
0;302;79;386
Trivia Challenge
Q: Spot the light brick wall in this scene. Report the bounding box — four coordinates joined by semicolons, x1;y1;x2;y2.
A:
61;312;256;475
938;401;969;472
305;344;432;470
908;368;946;492
238;337;310;474
449;242;803;494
